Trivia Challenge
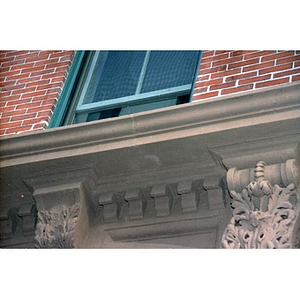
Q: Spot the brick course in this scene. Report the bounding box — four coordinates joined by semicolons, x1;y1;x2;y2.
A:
1;50;300;137
193;50;300;101
0;50;75;136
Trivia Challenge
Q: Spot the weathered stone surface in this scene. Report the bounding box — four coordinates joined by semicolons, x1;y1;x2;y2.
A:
222;161;300;248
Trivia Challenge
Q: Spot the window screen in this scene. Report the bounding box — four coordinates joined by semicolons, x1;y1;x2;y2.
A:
82;51;199;104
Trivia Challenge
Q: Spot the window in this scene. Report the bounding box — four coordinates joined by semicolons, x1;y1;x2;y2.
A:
49;50;202;127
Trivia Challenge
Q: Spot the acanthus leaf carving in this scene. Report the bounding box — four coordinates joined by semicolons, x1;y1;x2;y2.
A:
222;161;299;249
34;203;80;249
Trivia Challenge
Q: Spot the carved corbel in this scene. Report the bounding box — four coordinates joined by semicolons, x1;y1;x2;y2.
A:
32;182;89;248
222;160;300;249
151;184;173;217
177;181;199;213
34;203;80;248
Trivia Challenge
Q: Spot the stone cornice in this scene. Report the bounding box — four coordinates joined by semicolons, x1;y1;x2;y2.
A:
1;82;300;168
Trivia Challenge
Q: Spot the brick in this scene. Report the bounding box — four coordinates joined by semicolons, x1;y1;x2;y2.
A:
0;106;18;113
276;54;300;65
45;87;61;95
32;123;46;130
22;117;48;126
215;50;231;55
51;76;67;84
295;61;300;68
26;79;51;88
259;63;293;75
199;65;227;75
209;81;236;91
0;121;22;129
242;60;275;72
230;51;255;57
212;55;243;67
195;78;223;88
1;59;26;68
255;77;289;88
5;125;32;135
225;71;257;82
292;74;300;81
25;54;50;63
0;56;19;65
239;74;271;85
30;68;55;77
0;66;10;73
35;57;60;66
4;98;31;107
261;51;295;62
0;117;10;123
21;65;46;74
20;90;46;99
27;104;54;114
193;91;219;100
11;62;34;71
14;52;42;60
37;110;52;118
201;53;229;64
12;86;36;95
42;71;67;80
45;61;70;69
1;83;25;92
197;74;210;81
0;91;11;97
7;73;31;81
243;51;276;60
37;83;62;91
16;102;42;111
210;68;242;80
273;68;300;78
5;51;30;58
49;51;75;58
228;58;259;70
11;113;37;121
199;61;212;70
0;79;17;87
17;75;41;84
193;87;208;95
0;70;21;79
221;84;254;95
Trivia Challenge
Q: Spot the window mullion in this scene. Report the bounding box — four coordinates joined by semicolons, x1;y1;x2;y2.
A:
135;51;151;95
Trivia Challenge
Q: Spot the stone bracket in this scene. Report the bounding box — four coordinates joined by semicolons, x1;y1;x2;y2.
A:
98;193;121;222
124;189;146;220
203;176;225;210
0;208;19;240
150;184;173;217
177;180;199;213
18;203;37;236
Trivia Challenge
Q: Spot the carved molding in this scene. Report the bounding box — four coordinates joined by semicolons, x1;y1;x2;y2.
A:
222;161;300;249
34;203;80;248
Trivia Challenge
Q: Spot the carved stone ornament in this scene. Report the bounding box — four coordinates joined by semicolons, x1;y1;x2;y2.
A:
222;161;300;249
34;203;80;248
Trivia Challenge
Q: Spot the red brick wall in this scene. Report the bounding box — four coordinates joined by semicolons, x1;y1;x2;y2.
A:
193;50;300;101
0;50;75;136
1;50;300;137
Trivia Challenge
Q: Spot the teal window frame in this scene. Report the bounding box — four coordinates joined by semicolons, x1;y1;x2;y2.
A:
48;50;202;128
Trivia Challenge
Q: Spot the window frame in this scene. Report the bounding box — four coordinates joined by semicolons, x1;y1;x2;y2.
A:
48;50;202;128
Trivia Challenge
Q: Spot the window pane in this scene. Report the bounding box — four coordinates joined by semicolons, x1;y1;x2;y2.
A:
84;51;146;103
141;51;199;93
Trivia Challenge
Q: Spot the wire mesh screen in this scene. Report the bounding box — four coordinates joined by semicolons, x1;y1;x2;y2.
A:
83;51;199;104
141;51;199;93
85;51;146;103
